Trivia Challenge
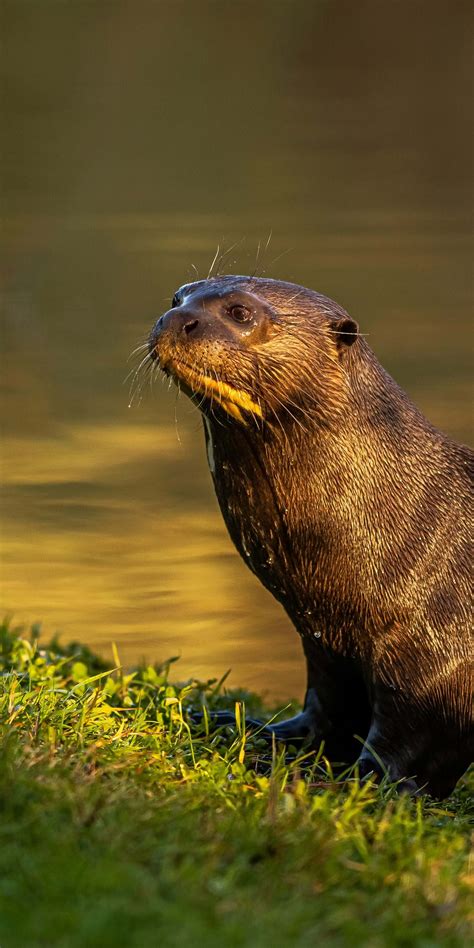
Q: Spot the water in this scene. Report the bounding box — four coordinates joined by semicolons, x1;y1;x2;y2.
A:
1;1;472;699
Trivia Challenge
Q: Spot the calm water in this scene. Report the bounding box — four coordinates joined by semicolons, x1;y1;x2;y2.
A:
1;1;472;698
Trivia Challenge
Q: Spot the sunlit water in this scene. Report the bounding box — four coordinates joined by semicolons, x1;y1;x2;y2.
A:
1;2;472;699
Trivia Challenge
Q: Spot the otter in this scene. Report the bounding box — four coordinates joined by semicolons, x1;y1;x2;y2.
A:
148;275;473;798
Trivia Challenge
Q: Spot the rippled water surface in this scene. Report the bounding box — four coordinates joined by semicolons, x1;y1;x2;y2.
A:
1;1;472;698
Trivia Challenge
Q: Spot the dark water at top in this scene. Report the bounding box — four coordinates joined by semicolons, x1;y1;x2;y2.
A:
1;1;472;698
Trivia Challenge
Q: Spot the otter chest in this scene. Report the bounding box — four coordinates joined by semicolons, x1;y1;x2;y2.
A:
204;424;299;606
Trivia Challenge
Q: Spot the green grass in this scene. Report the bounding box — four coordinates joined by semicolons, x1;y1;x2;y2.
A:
0;619;472;948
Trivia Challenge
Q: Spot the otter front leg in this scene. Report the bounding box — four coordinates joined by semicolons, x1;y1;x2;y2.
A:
355;648;474;798
356;715;420;794
272;645;372;762
267;687;326;744
356;688;429;794
281;643;372;763
190;680;334;750
192;646;372;763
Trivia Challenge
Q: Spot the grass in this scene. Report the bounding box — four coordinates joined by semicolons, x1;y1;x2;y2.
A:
0;619;472;948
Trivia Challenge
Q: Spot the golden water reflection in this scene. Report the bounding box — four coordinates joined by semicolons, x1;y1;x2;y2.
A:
1;419;302;697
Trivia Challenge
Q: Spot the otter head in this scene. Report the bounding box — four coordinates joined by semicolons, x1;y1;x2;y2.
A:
148;276;359;428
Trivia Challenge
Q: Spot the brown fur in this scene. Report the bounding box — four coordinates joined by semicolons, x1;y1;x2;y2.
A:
149;275;473;797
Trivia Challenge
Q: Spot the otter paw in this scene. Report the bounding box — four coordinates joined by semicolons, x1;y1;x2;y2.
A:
357;755;420;794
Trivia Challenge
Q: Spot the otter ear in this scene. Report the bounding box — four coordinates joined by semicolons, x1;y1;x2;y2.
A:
332;316;359;349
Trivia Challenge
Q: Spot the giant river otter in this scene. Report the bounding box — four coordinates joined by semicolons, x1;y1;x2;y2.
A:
148;275;473;798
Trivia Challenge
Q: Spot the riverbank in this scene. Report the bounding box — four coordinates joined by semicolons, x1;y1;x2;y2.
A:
0;619;472;947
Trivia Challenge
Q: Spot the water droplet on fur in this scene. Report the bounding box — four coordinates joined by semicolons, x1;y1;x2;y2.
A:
241;537;251;559
313;629;322;639
304;609;313;617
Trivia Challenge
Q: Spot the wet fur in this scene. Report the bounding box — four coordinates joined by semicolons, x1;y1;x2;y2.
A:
149;276;473;798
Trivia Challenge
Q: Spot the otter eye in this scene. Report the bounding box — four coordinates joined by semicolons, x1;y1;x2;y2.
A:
171;293;181;308
229;304;251;323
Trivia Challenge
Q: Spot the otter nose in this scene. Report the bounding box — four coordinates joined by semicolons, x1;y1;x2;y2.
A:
183;318;199;336
153;309;201;340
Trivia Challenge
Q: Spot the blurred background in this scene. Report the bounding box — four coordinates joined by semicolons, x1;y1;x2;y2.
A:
1;0;472;699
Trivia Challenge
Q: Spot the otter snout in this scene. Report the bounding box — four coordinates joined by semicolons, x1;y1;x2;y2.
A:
149;307;204;356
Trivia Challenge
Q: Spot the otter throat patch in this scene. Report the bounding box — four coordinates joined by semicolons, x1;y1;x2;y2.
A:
170;360;263;424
